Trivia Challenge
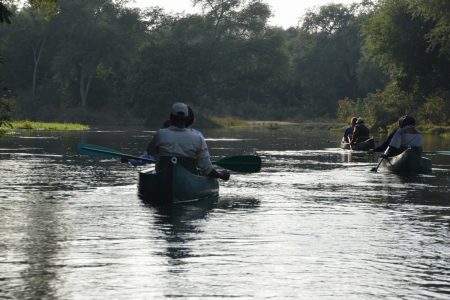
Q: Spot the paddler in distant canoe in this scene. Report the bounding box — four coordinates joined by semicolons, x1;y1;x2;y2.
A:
343;117;357;143
146;102;230;181
349;117;370;144
381;115;422;158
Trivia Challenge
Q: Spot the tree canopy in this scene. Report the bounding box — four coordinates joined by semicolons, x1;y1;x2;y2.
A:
0;0;448;128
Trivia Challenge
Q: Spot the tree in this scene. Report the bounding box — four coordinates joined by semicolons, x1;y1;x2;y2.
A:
0;0;13;129
361;0;450;126
51;0;143;113
0;1;12;24
291;2;381;117
407;0;450;57
363;0;450;94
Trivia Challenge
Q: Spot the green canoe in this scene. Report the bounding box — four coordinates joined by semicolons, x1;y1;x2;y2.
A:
379;148;432;174
340;137;375;151
138;158;219;204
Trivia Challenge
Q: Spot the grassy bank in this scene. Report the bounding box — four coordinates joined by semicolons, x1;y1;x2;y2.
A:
210;116;299;129
10;120;89;131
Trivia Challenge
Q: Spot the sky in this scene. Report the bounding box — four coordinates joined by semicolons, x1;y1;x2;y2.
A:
128;0;358;28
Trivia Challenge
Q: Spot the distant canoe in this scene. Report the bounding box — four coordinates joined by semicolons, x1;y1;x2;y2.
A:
340;138;375;151
138;159;219;204
379;148;432;174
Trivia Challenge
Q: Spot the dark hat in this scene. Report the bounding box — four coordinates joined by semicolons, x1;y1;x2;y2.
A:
400;115;415;127
356;117;364;124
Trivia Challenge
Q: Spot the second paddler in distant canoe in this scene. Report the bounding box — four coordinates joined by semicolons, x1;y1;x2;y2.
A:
380;115;422;158
377;115;432;174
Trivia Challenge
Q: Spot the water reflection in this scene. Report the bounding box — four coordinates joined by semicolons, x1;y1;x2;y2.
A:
146;195;261;263
147;199;218;262
13;196;62;300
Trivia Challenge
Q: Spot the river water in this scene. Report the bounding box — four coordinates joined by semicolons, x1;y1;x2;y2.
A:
1;127;449;299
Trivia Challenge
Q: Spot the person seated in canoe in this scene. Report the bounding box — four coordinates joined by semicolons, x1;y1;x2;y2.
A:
129;106;202;167
349;117;370;144
146;102;230;181
343;117;357;143
381;115;422;158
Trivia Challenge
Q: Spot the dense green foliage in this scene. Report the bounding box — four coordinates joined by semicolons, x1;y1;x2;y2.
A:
339;0;450;130
0;0;448;128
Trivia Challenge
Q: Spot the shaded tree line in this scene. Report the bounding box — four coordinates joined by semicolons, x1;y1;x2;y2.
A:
338;0;450;129
0;0;448;128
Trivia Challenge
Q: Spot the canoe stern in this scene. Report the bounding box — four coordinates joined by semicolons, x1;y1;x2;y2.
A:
138;159;219;204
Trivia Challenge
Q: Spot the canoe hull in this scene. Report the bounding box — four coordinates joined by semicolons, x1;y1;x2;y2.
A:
341;138;375;151
380;148;432;174
138;161;219;204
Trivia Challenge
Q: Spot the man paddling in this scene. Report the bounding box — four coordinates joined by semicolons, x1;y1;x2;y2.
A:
381;115;422;158
146;102;230;181
129;105;203;167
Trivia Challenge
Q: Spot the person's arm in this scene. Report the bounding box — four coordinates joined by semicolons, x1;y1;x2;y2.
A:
196;137;214;174
350;127;358;144
146;131;160;156
381;130;401;158
196;136;230;181
207;168;230;181
343;127;351;142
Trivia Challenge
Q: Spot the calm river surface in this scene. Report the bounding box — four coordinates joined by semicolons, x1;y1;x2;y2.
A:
1;127;450;299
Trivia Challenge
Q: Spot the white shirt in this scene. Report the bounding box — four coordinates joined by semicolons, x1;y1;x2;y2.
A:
147;126;213;174
389;125;422;149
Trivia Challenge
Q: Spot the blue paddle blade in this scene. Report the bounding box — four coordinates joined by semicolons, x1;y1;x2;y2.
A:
77;143;122;158
76;143;155;163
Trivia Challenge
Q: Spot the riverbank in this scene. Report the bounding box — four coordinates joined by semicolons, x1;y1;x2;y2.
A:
0;121;89;136
210;116;303;129
2;117;449;137
330;121;450;137
209;116;450;137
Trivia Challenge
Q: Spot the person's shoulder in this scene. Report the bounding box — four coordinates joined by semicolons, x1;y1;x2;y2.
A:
155;128;169;134
189;129;205;142
191;128;204;136
398;126;419;134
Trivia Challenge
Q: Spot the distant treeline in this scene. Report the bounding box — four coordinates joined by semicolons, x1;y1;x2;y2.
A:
0;0;449;128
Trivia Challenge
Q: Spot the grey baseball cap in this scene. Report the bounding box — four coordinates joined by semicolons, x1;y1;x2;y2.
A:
170;102;188;116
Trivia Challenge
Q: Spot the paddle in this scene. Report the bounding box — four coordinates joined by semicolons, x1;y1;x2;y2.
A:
76;143;261;173
370;158;384;172
213;155;261;173
77;143;156;163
